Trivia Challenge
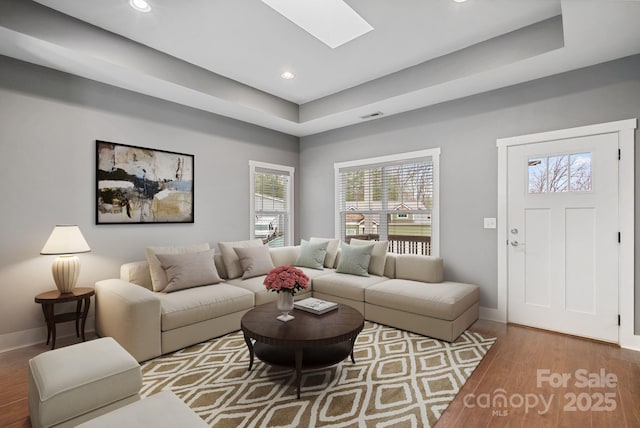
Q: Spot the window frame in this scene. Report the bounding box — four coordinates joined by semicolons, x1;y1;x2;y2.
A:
334;148;440;256
249;160;295;247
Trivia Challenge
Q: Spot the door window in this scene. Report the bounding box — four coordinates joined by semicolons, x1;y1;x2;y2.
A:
528;152;592;193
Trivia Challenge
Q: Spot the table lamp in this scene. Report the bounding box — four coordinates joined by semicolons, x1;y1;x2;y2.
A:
40;225;91;294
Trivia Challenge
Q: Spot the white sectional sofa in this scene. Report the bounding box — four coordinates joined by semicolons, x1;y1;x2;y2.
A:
95;240;480;362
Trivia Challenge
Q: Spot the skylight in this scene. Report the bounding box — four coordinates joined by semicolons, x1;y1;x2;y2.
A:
261;0;373;49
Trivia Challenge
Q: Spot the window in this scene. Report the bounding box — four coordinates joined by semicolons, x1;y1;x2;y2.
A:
335;149;440;256
249;161;294;247
528;152;592;193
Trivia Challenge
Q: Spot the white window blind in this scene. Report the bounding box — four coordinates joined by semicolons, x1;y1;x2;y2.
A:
250;161;294;247
335;149;439;255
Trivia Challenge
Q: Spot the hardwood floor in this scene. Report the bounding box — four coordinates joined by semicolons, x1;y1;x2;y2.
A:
436;320;640;428
0;333;99;428
2;322;639;427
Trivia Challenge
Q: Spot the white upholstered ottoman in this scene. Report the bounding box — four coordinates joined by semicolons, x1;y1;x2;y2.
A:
76;390;207;427
28;337;142;428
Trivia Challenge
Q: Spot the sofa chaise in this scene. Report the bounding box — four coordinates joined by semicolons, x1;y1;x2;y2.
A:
95;239;480;362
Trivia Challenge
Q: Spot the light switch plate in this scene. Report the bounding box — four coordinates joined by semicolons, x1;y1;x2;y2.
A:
484;218;497;229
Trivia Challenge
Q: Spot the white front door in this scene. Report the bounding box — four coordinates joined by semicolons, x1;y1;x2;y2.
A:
507;133;619;343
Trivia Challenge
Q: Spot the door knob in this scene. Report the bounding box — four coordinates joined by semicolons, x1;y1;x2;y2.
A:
510;240;525;247
510;228;518;234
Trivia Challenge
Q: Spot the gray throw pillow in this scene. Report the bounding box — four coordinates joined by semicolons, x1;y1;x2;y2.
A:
145;243;211;292
218;239;264;279
350;238;388;276
295;239;329;270
156;250;222;292
336;242;374;277
234;246;275;279
310;237;340;268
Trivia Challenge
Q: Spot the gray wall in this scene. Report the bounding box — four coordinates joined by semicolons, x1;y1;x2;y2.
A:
300;55;640;330
2;52;639;348
0;56;299;344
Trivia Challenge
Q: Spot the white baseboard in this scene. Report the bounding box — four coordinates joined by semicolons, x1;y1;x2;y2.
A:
478;307;640;351
0;316;95;354
621;343;640;352
479;306;505;323
620;332;640;352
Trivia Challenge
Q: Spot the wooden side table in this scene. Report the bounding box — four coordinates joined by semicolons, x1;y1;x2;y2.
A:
34;287;95;350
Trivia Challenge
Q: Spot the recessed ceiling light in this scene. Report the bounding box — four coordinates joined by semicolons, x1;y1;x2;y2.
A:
453;0;468;3
129;0;151;12
281;71;295;80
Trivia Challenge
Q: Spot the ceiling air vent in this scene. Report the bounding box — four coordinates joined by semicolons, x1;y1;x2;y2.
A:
360;111;384;120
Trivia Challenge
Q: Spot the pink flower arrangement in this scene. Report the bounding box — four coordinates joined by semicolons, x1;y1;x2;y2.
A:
263;265;309;295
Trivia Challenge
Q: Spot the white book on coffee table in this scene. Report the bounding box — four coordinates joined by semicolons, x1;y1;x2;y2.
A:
294;297;338;315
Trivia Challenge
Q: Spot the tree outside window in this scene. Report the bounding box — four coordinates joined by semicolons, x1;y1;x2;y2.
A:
336;152;438;256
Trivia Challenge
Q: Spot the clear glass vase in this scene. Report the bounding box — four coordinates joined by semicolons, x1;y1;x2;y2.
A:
276;292;295;322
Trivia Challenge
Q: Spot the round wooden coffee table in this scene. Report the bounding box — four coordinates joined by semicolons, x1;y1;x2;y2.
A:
241;302;364;399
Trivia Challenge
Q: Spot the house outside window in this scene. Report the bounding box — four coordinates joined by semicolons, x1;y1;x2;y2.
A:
249;161;294;247
334;149;440;256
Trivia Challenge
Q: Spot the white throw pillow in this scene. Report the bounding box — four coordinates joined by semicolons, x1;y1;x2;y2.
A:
218;239;264;279
156;250;221;292
145;243;211;292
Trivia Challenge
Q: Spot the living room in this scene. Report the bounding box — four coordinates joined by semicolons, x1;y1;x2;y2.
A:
1;0;640;426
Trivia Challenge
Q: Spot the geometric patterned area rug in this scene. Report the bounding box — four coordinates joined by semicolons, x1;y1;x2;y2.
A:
140;322;495;427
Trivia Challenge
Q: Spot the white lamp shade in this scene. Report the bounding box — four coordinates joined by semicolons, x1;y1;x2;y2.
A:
41;225;91;255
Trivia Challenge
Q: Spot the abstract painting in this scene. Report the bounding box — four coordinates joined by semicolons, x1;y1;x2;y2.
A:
96;141;194;224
